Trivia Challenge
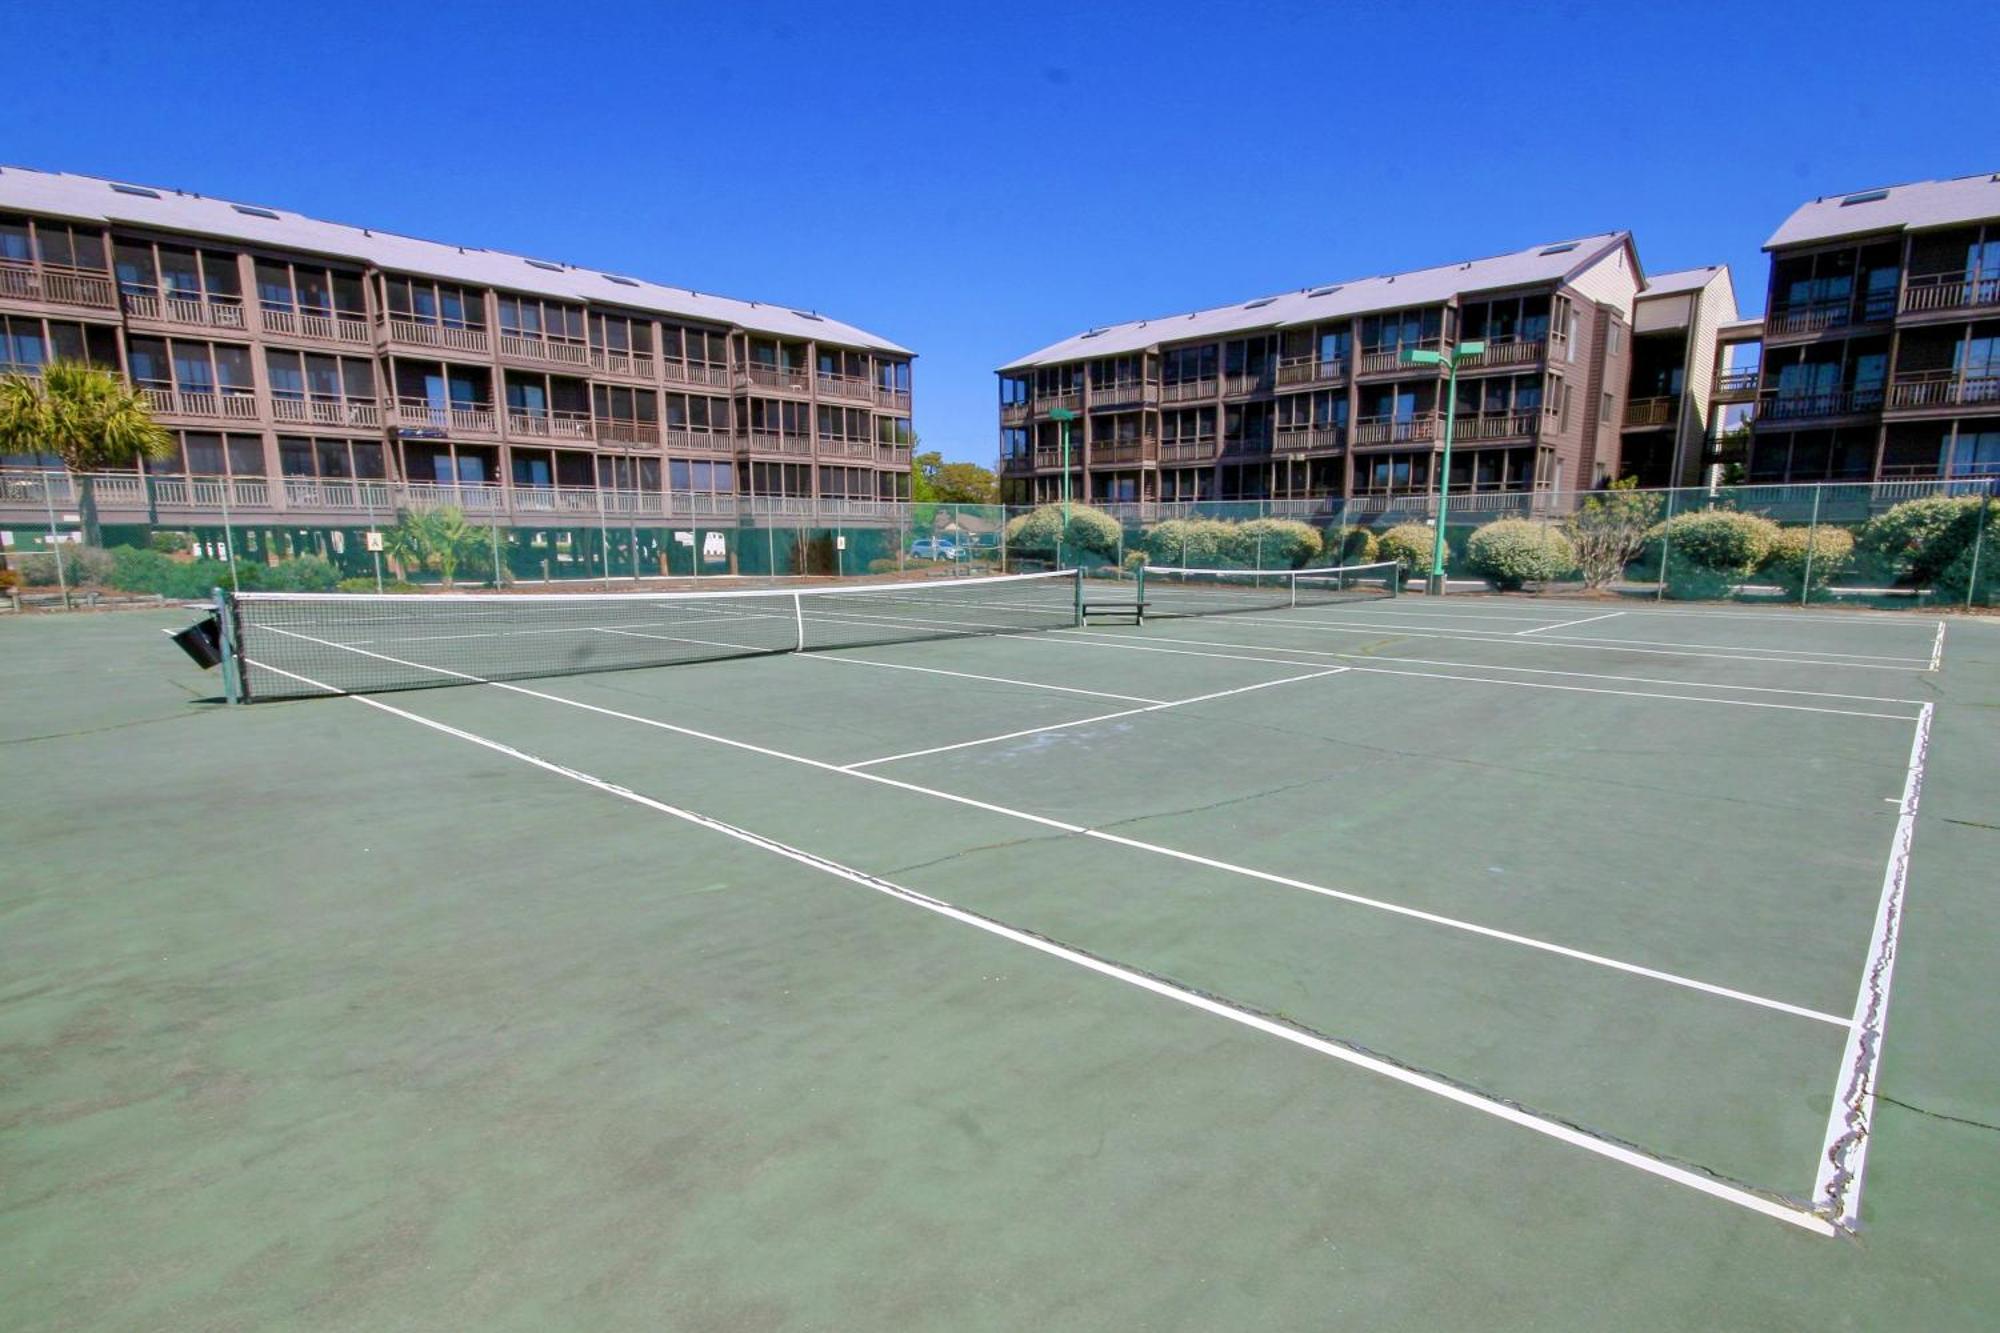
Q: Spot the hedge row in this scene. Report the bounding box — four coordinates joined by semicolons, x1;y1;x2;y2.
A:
8;546;340;597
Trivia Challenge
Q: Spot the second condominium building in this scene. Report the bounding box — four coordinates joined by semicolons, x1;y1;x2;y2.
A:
0;166;916;527
996;234;1659;511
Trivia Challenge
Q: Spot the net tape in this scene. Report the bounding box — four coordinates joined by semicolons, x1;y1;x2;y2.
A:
229;570;1082;701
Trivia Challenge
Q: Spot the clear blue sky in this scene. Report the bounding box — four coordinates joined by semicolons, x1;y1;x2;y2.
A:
15;0;1994;463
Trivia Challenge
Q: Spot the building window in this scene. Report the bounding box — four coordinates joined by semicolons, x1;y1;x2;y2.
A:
1600;392;1614;425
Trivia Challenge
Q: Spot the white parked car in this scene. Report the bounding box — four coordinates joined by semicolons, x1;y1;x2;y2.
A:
909;538;961;560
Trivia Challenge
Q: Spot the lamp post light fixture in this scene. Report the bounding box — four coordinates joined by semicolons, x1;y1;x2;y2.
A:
1400;340;1485;595
1048;406;1078;526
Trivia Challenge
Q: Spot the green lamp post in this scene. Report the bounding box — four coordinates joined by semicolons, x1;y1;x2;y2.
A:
1400;340;1485;595
1048;405;1078;526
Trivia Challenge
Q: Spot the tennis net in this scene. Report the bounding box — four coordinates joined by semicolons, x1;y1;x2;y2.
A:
1137;561;1399;618
224;569;1082;701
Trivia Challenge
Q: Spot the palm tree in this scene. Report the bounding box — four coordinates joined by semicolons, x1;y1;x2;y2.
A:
0;361;174;547
382;506;489;585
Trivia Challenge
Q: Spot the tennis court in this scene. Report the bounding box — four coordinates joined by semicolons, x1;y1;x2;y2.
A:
6;574;1998;1329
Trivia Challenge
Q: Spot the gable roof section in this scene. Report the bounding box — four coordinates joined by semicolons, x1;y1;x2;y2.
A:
0;166;911;355
999;232;1632;372
1764;172;2000;250
1640;265;1726;297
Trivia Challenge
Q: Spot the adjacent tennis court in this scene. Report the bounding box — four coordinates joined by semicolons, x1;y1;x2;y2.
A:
6;576;1997;1329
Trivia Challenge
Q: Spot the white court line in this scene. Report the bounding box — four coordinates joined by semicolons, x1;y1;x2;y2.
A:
842;668;1348;769
1334;599;1936;627
241;652;1836;1237
1172;614;1936;673
1813;703;1933;1232
243;623;1849;1026
800;653;1165;704
1928;621;1946;672
1516;611;1626;636
1034;630;1922;722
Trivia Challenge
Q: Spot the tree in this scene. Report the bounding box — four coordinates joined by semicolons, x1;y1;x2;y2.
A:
911;440;998;505
383;507;492;585
1562;478;1662;588
0;360;174;546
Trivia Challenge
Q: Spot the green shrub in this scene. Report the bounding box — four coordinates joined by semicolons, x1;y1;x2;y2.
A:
337;576;419;593
1857;496;1991;586
1322;526;1378;566
1222;518;1322;569
1466;520;1577;590
1003;503;1122;560
148;530;194;554
1936;534;1996;605
1563;481;1664;588
262;555;340;592
1762;525;1856;598
1377;523;1437;577
1141;518;1235;568
106;546;244;598
14;546;116;587
1656;509;1780;598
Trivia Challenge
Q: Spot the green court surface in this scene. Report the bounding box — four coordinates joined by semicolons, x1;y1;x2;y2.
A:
4;590;1998;1330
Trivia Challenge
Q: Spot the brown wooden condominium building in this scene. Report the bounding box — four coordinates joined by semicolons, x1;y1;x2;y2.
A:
1750;172;2000;485
0;166;915;527
996;233;1658;513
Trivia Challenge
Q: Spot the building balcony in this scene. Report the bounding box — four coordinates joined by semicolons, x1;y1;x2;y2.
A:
1158;438;1216;464
261;306;371;345
874;384;913;412
1089;436;1155;466
1161;378;1217;403
1450;410;1540;443
1457;337;1546;370
1275;356;1348;389
1755;387;1886;421
595;419;661;447
589;347;656;380
121;289;249;331
1273;425;1345;454
1900;271;2000;317
401;481;509;514
1088;379;1157;409
817;372;875;404
498;331;590;368
999;452;1034;474
1713;369;1760;402
1885;371;2000;412
1001;400;1029;425
1031;448;1066;469
383;317;490;355
1623;396;1680;428
508;484;633;517
281;477;396;511
139;385;261;422
505;408;593;440
1764;295;1896;339
818;436;879;461
878;443;913;468
743;430;815;456
1352;413;1440;447
0;260;117;310
741;363;813;393
1357;344;1443;377
389;397;498;435
271;394;382;429
661;360;733;388
662;427;738;453
1222;370;1274;397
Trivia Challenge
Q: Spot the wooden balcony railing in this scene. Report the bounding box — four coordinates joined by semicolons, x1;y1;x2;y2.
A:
1450;410;1539;442
401;481;508;513
1273;426;1345;453
817;372;875;403
271;395;382;428
121;290;249;330
282;478;396;510
0;260;117;309
742;363;813;392
261;306;371;344
1901;271;2000;315
662;427;737;452
505;409;593;439
1622;397;1679;428
1756;387;1886;420
1275;356;1348;388
1161;378;1217;403
1714;369;1761;399
1358;343;1441;375
1001;400;1029;424
1223;370;1274;396
874;384;913;412
139;386;261;421
743;430;815;455
1088;379;1156;408
384;318;490;354
1352;413;1440;446
1886;372;2000;411
818;436;879;460
1158;438;1217;463
595;419;662;446
589;347;657;379
1457;337;1546;369
498;332;590;367
1765;294;1896;338
1089;436;1155;465
661;361;733;387
391;397;498;434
